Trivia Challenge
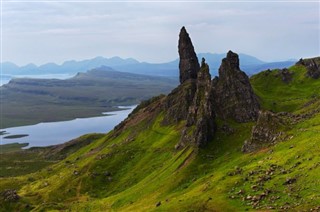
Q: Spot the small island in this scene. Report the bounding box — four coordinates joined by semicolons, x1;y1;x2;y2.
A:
3;134;29;139
0;131;8;136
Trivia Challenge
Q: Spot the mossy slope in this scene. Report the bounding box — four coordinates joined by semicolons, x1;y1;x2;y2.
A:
1;61;320;211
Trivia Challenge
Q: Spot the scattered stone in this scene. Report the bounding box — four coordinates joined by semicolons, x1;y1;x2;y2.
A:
1;189;20;202
104;171;111;176
236;189;245;195
251;185;258;190
73;170;79;175
246;195;252;200
284;177;297;185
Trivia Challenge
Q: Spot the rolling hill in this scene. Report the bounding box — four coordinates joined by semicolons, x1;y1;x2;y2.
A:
0;67;177;128
0;28;319;212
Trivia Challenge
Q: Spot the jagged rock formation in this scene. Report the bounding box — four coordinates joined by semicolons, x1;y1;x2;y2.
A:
212;51;260;122
178;59;215;148
178;26;200;84
163;27;199;125
242;111;287;153
164;27;260;148
162;81;197;125
296;57;320;79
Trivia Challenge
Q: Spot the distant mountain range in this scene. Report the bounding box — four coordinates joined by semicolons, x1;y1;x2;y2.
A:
1;53;296;77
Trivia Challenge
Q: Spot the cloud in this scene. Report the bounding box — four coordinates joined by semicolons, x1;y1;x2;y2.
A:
2;2;319;65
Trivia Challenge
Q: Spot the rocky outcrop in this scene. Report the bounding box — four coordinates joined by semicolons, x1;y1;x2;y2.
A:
164;29;215;148
242;111;287;153
163;28;261;148
178;26;200;84
163;27;199;124
296;57;320;79
178;59;215;148
212;51;260;122
277;68;293;83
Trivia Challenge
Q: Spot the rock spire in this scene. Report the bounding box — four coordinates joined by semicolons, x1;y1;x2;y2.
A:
212;51;260;122
164;28;260;149
178;26;200;84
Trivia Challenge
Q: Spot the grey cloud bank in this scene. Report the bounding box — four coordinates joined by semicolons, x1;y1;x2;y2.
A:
2;2;319;66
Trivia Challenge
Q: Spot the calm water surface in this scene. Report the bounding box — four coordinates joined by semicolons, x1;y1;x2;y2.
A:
0;106;135;148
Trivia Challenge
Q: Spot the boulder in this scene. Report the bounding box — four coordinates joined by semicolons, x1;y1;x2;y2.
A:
1;189;20;202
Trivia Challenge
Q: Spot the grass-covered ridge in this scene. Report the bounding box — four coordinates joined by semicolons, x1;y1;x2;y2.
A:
251;64;320;112
1;60;320;211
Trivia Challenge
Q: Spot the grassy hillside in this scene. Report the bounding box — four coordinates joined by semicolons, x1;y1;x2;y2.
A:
0;62;319;211
251;64;320;112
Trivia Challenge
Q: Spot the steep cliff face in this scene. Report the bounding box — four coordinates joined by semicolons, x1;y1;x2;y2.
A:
162;27;199;125
164;28;261;148
178;26;200;84
178;59;215;148
212;51;260;122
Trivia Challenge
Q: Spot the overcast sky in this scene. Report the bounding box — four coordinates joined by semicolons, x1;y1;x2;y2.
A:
1;1;319;66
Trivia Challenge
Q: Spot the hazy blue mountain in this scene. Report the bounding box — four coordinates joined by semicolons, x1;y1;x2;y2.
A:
1;56;140;76
1;62;19;73
113;53;294;77
1;54;296;77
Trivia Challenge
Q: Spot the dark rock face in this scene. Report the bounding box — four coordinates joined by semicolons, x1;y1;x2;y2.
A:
163;27;200;124
242;111;286;153
178;26;200;84
212;51;260;122
162;80;197;125
178;59;215;148
296;57;320;79
162;28;260;148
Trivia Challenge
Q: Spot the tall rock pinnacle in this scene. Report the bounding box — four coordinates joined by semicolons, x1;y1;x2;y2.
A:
178;26;200;84
164;29;260;149
212;51;260;122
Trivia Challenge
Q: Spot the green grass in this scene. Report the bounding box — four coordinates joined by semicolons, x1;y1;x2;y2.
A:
0;143;28;154
0;151;56;178
0;62;319;211
251;65;320;112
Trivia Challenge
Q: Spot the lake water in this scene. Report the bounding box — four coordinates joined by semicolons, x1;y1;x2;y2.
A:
0;106;135;148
